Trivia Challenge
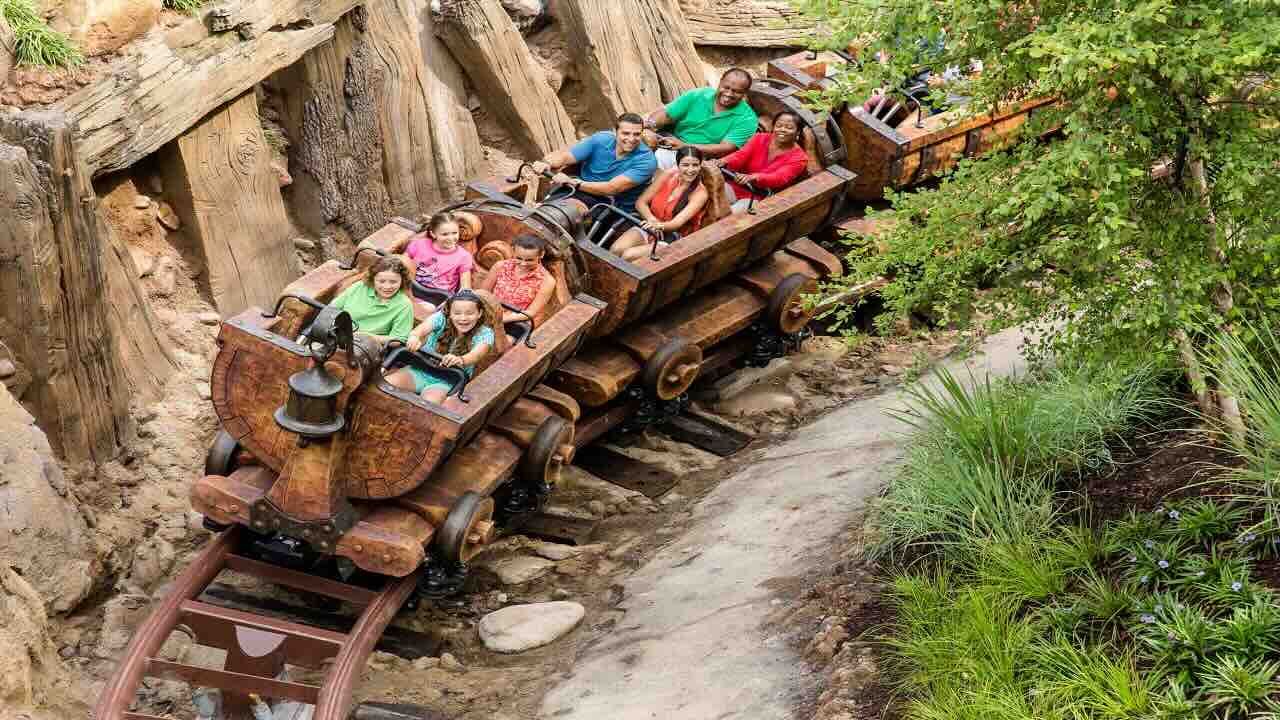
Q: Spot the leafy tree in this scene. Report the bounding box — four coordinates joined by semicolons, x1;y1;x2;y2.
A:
796;0;1280;432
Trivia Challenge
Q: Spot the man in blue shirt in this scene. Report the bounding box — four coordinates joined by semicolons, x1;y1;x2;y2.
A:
531;113;657;215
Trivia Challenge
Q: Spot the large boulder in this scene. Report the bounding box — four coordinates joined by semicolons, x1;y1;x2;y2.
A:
0;384;97;613
478;601;585;653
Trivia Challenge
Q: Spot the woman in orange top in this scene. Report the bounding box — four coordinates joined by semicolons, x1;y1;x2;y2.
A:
609;146;710;263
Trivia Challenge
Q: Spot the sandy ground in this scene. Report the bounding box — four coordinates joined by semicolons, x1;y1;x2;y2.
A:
539;328;1027;719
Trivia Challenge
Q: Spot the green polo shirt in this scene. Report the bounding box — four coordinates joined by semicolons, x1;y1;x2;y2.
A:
330;282;414;343
666;87;758;148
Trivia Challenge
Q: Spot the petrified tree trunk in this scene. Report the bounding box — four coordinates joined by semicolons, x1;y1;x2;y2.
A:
677;0;814;48
556;0;709;127
418;3;485;196
436;0;576;157
0;110;174;463
51;0;363;177
275;11;393;239
160;92;298;315
278;4;484;239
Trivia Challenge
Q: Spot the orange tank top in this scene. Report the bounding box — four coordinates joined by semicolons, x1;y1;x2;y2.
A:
648;171;705;234
492;261;549;324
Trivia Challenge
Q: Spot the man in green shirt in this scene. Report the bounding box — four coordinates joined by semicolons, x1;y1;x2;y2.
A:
643;68;758;169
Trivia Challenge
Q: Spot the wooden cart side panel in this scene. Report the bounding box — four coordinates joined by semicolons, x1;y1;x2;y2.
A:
579;244;644;338
841;108;905;201
212;324;312;473
341;387;461;500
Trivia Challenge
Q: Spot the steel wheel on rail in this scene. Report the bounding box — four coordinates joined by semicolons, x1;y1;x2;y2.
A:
204;429;241;477
766;273;819;335
519;415;574;489
641;337;702;401
435;492;498;566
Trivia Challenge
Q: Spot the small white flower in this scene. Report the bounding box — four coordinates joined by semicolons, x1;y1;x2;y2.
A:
1128;555;1138;563
1196;571;1206;578
1145;540;1156;549
1140;614;1156;624
1158;560;1170;569
1232;581;1244;592
1140;575;1150;584
1169;510;1181;520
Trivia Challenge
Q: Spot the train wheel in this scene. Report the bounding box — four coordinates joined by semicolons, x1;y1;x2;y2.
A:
519;415;573;489
641;337;703;401
435;492;497;566
766;273;819;335
203;429;241;477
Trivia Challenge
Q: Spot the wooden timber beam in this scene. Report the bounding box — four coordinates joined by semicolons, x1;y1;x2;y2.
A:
52;0;363;177
677;0;814;48
0;110;175;462
555;0;709;128
435;0;576;158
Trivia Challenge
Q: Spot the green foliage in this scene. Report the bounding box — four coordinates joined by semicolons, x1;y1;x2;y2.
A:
1;0;83;68
876;361;1167;559
163;0;206;12
796;0;1280;370
1195;655;1280;719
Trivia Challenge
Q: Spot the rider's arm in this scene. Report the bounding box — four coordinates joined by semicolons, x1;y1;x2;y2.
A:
661;185;709;231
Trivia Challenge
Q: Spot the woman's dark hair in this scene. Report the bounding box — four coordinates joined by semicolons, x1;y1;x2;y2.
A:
512;234;546;253
772;110;803;129
670;146;706;218
365;255;410;295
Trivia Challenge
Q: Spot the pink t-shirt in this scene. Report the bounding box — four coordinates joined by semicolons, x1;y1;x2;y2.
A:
405;237;474;293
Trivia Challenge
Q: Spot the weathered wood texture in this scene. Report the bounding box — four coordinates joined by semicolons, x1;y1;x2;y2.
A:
436;0;576;157
677;0;814;48
160;92;298;315
52;0;363;177
0;111;174;462
555;0;709;127
274;12;392;239
417;3;485;200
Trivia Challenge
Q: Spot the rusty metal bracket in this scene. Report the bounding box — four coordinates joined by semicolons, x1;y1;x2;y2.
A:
250;497;357;554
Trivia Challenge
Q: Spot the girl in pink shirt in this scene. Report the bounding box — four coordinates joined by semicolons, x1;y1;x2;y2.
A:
405;212;475;302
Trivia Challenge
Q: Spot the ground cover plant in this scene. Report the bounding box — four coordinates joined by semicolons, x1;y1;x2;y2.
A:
1;0;82;68
874;352;1280;719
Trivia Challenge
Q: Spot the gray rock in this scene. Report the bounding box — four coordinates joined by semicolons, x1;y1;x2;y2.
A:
478;601;585;654
704;358;794;402
292;238;316;251
133;194;151;209
439;652;465;671
196;312;221;326
151;257;177;297
196;384;212;401
484;556;555;585
129;247;155;278
530;542;581;561
500;0;547;31
0;359;14;379
715;386;800;417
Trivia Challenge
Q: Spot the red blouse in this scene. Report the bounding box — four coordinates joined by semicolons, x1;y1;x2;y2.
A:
721;132;808;200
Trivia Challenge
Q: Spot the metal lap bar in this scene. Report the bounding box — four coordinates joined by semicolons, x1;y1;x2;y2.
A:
178;599;346;669
144;658;321;705
224;554;378;606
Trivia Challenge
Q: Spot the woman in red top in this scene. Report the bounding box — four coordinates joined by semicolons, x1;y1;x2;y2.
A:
711;110;808;212
609;146;710;263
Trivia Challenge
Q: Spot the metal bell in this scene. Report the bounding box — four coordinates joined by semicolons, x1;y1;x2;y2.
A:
273;363;345;438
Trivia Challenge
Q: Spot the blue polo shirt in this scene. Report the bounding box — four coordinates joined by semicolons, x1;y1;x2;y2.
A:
569;131;657;214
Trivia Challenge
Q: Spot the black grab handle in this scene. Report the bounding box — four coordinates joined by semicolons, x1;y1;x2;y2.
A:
381;345;470;403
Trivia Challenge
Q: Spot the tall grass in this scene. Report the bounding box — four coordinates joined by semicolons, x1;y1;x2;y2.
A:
874;361;1169;561
1;0;83;68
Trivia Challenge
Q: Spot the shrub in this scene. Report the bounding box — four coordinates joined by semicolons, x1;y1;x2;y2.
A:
875;361;1168;560
163;0;206;12
1;0;82;68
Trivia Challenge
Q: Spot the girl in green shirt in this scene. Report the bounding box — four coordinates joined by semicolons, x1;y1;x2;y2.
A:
330;255;415;344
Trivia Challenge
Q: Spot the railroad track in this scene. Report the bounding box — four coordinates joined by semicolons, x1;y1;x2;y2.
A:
93;527;425;720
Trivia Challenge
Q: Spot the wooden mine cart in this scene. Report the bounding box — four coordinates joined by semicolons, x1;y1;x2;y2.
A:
191;77;850;583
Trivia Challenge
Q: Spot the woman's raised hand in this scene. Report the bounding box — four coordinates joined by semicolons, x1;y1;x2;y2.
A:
440;354;464;368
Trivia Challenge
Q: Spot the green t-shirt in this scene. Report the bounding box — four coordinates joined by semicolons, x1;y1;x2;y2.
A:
330;282;414;343
665;87;758;148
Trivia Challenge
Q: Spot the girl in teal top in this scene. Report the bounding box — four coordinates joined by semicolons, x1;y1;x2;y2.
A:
386;291;496;405
330;255;415;344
